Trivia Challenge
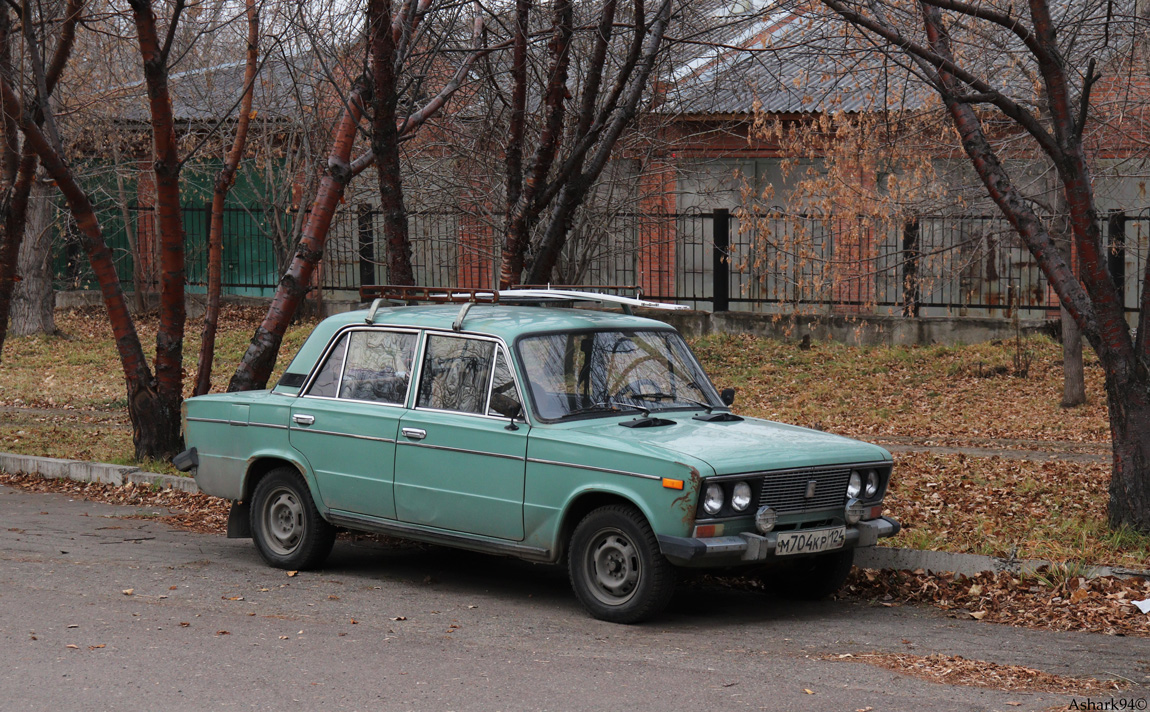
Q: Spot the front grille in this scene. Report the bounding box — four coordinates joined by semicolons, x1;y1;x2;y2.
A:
759;467;851;514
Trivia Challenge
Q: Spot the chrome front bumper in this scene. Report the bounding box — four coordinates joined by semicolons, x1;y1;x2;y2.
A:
657;516;900;565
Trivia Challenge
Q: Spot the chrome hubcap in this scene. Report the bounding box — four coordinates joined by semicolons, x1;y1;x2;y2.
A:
264;487;305;556
586;527;641;606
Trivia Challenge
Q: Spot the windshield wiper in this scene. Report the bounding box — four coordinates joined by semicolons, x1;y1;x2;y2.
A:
565;401;648;418
626;392;715;412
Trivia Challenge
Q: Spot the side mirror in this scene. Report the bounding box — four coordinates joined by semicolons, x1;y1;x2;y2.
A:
720;388;736;407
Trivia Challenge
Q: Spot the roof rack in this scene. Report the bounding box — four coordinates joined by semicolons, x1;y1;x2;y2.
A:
358;284;687;330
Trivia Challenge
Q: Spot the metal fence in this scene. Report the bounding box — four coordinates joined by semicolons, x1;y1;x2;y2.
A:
53;203;1148;318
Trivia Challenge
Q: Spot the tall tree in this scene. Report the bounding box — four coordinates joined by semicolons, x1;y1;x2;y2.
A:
0;0;79;360
228;0;491;392
497;0;674;287
813;0;1150;529
194;0;260;396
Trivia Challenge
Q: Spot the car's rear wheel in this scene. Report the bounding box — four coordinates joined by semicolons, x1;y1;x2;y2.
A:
568;505;675;623
773;548;855;600
250;467;335;570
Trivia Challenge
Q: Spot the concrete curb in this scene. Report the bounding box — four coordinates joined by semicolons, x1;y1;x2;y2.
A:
855;544;1149;580
0;451;199;494
2;451;1147;580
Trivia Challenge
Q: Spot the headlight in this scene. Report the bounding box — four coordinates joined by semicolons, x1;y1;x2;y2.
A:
847;471;862;499
702;483;725;515
731;481;752;511
865;469;880;498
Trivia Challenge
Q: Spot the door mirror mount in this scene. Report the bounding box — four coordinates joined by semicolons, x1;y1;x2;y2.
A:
505;404;523;431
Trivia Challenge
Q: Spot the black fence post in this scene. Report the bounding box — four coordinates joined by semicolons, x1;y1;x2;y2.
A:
358;204;375;288
712;208;729;312
1108;210;1126;306
902;218;920;317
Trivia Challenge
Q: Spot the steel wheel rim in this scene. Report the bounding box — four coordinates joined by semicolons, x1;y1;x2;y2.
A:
263;486;305;556
584;526;641;606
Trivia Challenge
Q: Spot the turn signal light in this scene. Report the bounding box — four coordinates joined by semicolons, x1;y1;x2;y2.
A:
662;478;684;490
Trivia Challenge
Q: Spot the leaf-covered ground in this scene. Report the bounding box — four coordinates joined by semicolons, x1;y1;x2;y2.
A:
884;453;1150;569
819;651;1128;695
693;333;1111;445
845;566;1150;638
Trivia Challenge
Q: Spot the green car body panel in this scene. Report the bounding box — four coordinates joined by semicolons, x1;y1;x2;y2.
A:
182;304;898;569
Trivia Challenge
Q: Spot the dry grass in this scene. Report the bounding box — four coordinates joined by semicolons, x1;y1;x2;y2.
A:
0;305;316;409
693;333;1111;445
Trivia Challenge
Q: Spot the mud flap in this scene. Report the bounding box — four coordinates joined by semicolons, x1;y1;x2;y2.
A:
227;501;252;539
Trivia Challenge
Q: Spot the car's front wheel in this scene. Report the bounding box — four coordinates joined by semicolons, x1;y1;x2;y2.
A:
568;505;675;623
250;467;336;570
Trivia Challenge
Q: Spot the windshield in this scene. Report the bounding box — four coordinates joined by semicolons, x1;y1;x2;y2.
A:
517;329;723;421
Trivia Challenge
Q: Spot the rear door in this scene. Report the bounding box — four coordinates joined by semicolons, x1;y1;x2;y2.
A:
289;328;418;519
393;334;528;540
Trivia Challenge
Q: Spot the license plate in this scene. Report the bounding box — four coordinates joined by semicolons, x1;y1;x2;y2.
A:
775;526;846;556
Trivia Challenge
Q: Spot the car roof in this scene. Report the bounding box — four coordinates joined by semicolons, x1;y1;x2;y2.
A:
338;303;674;340
273;305;677;395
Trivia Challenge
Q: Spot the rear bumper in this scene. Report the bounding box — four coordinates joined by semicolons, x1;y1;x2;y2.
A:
657;516;900;565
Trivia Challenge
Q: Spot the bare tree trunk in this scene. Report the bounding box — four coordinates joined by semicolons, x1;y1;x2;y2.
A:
1107;373;1150;529
10;174;55;336
193;0;258;397
369;0;413;286
500;0;573;288
0;151;35;356
1060;285;1086;406
127;0;188;458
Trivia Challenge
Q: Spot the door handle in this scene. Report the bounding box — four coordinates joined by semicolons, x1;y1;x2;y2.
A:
401;427;426;440
292;414;315;426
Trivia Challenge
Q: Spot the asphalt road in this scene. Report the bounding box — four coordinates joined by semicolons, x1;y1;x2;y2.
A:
1;483;1147;712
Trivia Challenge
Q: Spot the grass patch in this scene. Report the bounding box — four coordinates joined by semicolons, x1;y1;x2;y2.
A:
0;305;316;409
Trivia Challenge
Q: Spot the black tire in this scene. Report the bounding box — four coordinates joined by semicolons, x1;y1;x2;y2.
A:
774;548;855;600
250;467;336;570
567;505;675;624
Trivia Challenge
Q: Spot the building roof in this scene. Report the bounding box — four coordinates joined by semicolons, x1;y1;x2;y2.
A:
117;52;326;124
665;6;931;116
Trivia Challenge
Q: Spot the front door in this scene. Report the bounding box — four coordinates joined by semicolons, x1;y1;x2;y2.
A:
393;335;528;540
289;328;419;519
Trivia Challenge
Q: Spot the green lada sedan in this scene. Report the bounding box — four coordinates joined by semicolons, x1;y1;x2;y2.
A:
177;289;899;623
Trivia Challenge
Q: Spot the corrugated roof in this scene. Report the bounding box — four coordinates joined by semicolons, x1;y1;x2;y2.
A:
117;53;325;123
665;9;933;115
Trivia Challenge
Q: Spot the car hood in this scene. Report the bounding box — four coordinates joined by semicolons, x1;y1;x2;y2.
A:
561;414;890;476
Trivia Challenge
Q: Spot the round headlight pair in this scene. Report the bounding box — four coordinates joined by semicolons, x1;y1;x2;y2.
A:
702;481;753;516
848;469;882;500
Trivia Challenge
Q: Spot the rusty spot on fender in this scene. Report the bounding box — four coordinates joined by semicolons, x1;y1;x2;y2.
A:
671;463;702;527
